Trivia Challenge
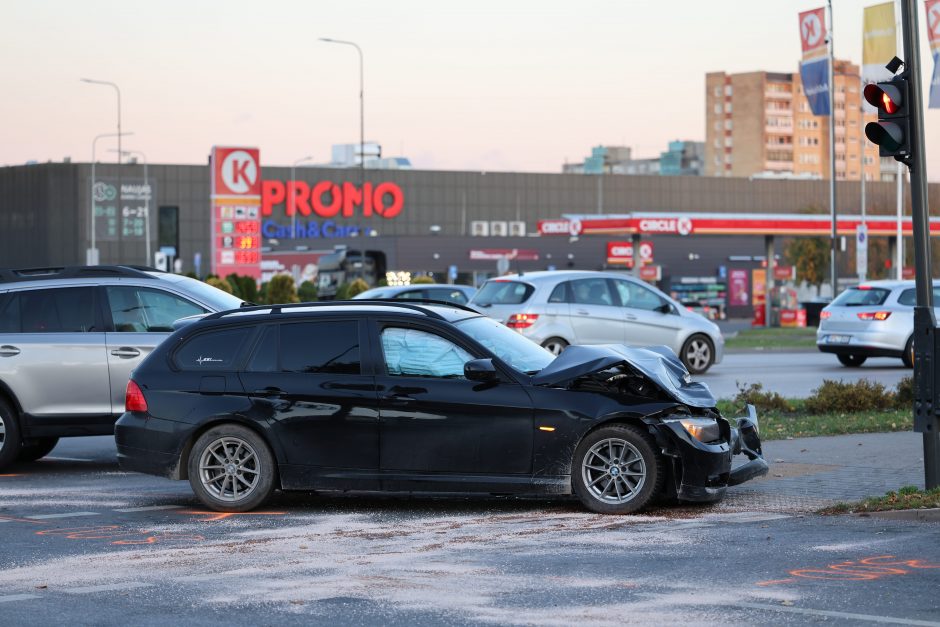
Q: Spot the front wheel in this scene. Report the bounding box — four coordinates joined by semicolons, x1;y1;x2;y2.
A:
188;424;277;512
572;424;663;514
541;337;569;356
837;354;868;367
903;337;914;368
681;334;714;375
0;399;23;471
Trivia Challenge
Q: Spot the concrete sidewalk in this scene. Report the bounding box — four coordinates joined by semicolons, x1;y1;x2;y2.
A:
720;431;926;513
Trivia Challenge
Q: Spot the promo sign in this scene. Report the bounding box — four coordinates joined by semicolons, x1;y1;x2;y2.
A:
799;6;831;116
537;219;582;236
606;241;654;267
210;147;262;279
91;178;154;241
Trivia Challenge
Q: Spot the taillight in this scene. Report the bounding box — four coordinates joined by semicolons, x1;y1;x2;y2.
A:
125;380;149;412
507;313;539;329
820;311;832;320
857;311;891;321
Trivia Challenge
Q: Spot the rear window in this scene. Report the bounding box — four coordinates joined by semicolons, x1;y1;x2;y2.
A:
897;287;940;306
175;326;254;370
831;287;890;307
472;280;534;306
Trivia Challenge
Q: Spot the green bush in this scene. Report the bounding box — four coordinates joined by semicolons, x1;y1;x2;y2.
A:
895;375;913;409
733;382;793;413
206;276;233;294
805;379;896;414
264;274;299;304
411;275;434;284
334;282;351;300
237;275;259;303
225;273;244;299
346;278;370;298
298;280;318;302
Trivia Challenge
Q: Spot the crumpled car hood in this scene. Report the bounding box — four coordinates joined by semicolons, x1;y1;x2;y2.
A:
531;344;717;408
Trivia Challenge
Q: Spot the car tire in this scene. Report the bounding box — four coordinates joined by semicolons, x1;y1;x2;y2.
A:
572;423;663;515
187;424;277;513
541;337;569;356
680;334;714;375
903;337;914;368
17;437;59;463
0;398;23;471
837;354;868;368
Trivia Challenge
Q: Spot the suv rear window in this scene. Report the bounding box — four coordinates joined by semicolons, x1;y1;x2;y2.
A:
472;280;534;306
175;326;254;370
831;287;890;307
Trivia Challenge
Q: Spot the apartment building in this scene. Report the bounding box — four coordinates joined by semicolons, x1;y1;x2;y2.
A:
705;61;882;181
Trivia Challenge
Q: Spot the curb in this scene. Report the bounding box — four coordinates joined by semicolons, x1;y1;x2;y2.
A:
856;508;940;522
723;347;818;354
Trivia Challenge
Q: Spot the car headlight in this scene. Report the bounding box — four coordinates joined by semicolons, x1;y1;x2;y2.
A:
677;417;721;443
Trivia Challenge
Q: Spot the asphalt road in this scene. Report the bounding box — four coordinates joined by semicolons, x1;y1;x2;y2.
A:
1;437;938;626
700;351;911;399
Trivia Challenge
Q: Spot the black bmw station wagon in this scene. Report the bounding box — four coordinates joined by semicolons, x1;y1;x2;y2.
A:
116;301;767;514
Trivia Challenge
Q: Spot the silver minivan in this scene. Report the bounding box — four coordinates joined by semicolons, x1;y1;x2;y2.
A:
468;270;723;374
0;265;243;469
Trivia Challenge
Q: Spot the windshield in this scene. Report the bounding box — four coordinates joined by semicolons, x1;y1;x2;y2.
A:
352;288;392;299
831;287;890;307
470;280;534;306
456;316;554;373
171;276;245;311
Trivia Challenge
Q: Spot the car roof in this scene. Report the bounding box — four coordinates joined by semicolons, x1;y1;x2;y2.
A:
848;280;938;291
361;284;474;294
198;300;482;327
0;265;174;290
482;270;641;285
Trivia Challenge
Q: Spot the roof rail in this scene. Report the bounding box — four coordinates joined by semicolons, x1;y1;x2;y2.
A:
201;299;480;322
0;265;158;284
369;298;481;315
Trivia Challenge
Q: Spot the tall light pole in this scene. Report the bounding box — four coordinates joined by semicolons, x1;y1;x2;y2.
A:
82;78;124;260
291;156;314;239
319;38;364;180
89;131;134;265
110;149;150;265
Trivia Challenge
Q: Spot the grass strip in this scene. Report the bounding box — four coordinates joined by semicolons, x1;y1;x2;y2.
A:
724;326;817;349
820;486;940;514
717;400;909;441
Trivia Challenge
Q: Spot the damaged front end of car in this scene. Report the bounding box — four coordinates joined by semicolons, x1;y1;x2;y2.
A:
532;344;769;503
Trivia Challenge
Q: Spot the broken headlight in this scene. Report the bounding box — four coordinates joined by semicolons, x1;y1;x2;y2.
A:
675;417;720;443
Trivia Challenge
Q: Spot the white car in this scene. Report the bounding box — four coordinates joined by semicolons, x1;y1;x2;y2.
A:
468;270;724;374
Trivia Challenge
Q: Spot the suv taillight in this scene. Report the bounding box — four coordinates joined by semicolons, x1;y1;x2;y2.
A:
857;311;891;321
125;380;149;412
507;313;539;329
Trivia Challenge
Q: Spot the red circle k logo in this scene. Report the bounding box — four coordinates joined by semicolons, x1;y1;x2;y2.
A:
221;150;258;194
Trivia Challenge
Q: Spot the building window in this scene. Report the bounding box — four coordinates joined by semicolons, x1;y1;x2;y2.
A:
714;104;722;114
724;102;732;113
725;85;733;97
724;119;732;130
725;137;733;147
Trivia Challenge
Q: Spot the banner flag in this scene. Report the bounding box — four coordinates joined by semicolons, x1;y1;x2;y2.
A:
927;0;940;108
799;7;830;116
862;2;897;112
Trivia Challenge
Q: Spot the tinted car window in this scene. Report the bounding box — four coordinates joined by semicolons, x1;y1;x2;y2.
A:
394;290;427;300
472;281;534;305
426;288;468;304
382;327;472;378
614;280;666;311
280;321;361;374
831;287;890;307
571;278;613;306
175;326;254;370
548;282;569;303
107;286;206;332
897;288;940;306
247;325;278;372
3;288;98;333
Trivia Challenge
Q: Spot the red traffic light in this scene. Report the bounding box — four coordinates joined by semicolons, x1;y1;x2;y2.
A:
864;82;903;115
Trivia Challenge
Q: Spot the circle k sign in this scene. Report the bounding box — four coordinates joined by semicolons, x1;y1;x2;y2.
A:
212;147;261;196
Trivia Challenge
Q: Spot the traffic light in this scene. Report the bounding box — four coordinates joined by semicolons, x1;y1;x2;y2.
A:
864;76;910;159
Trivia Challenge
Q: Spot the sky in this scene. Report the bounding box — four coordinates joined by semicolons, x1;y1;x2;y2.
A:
2;0;939;178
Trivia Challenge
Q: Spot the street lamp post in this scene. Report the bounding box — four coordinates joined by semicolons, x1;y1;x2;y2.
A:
89;131;134;265
82;78;124;260
110;149;150;266
319;38;364;179
291;155;314;238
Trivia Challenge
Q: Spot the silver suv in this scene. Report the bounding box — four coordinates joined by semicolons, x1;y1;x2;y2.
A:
468;270;723;374
0;266;243;469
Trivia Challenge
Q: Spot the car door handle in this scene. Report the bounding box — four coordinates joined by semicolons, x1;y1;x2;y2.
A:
625;314;638;321
382;393;414;406
0;345;20;357
576;309;590;316
253;387;285;397
110;347;141;358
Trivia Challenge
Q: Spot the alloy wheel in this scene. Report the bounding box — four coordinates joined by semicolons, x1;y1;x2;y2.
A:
0;414;5;448
543;340;567;356
198;436;261;502
581;438;646;504
685;338;711;372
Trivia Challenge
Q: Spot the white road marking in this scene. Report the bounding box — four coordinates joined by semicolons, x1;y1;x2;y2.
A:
27;512;100;520
732;602;940;626
113;505;183;513
64;582;152;595
0;594;41;603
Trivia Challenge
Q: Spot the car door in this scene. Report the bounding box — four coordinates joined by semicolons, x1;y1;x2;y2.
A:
237;319;380;486
0;287;111;417
103;285;208;414
373;321;534;476
568;277;623;344
611;278;684;347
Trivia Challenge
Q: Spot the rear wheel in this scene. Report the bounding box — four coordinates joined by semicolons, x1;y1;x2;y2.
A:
0;399;23;471
188;424;277;512
903;337;914;368
541;337;569;356
572;424;663;514
837;354;868;367
17;437;59;463
681;334;714;374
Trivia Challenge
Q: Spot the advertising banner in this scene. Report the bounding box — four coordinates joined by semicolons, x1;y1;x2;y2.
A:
210;147;262;279
91;177;154;241
799;7;831;116
862;2;897;112
605;241;654;267
728;269;750;307
927;0;940;107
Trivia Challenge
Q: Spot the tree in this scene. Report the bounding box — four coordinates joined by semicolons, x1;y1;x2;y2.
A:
264;274;299;304
237;275;259;303
346;278;370;298
298;280;318;302
206;276;233;294
411;275;435;284
784;237;829;287
225;273;244;299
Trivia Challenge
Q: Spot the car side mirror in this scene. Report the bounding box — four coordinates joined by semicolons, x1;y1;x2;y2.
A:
464;358;497;382
656;303;672;314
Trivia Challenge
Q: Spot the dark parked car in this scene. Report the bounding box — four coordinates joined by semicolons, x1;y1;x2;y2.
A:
115;301;766;514
353;284;476;305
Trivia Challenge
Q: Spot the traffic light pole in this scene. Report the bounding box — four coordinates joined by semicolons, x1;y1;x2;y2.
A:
901;0;940;490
